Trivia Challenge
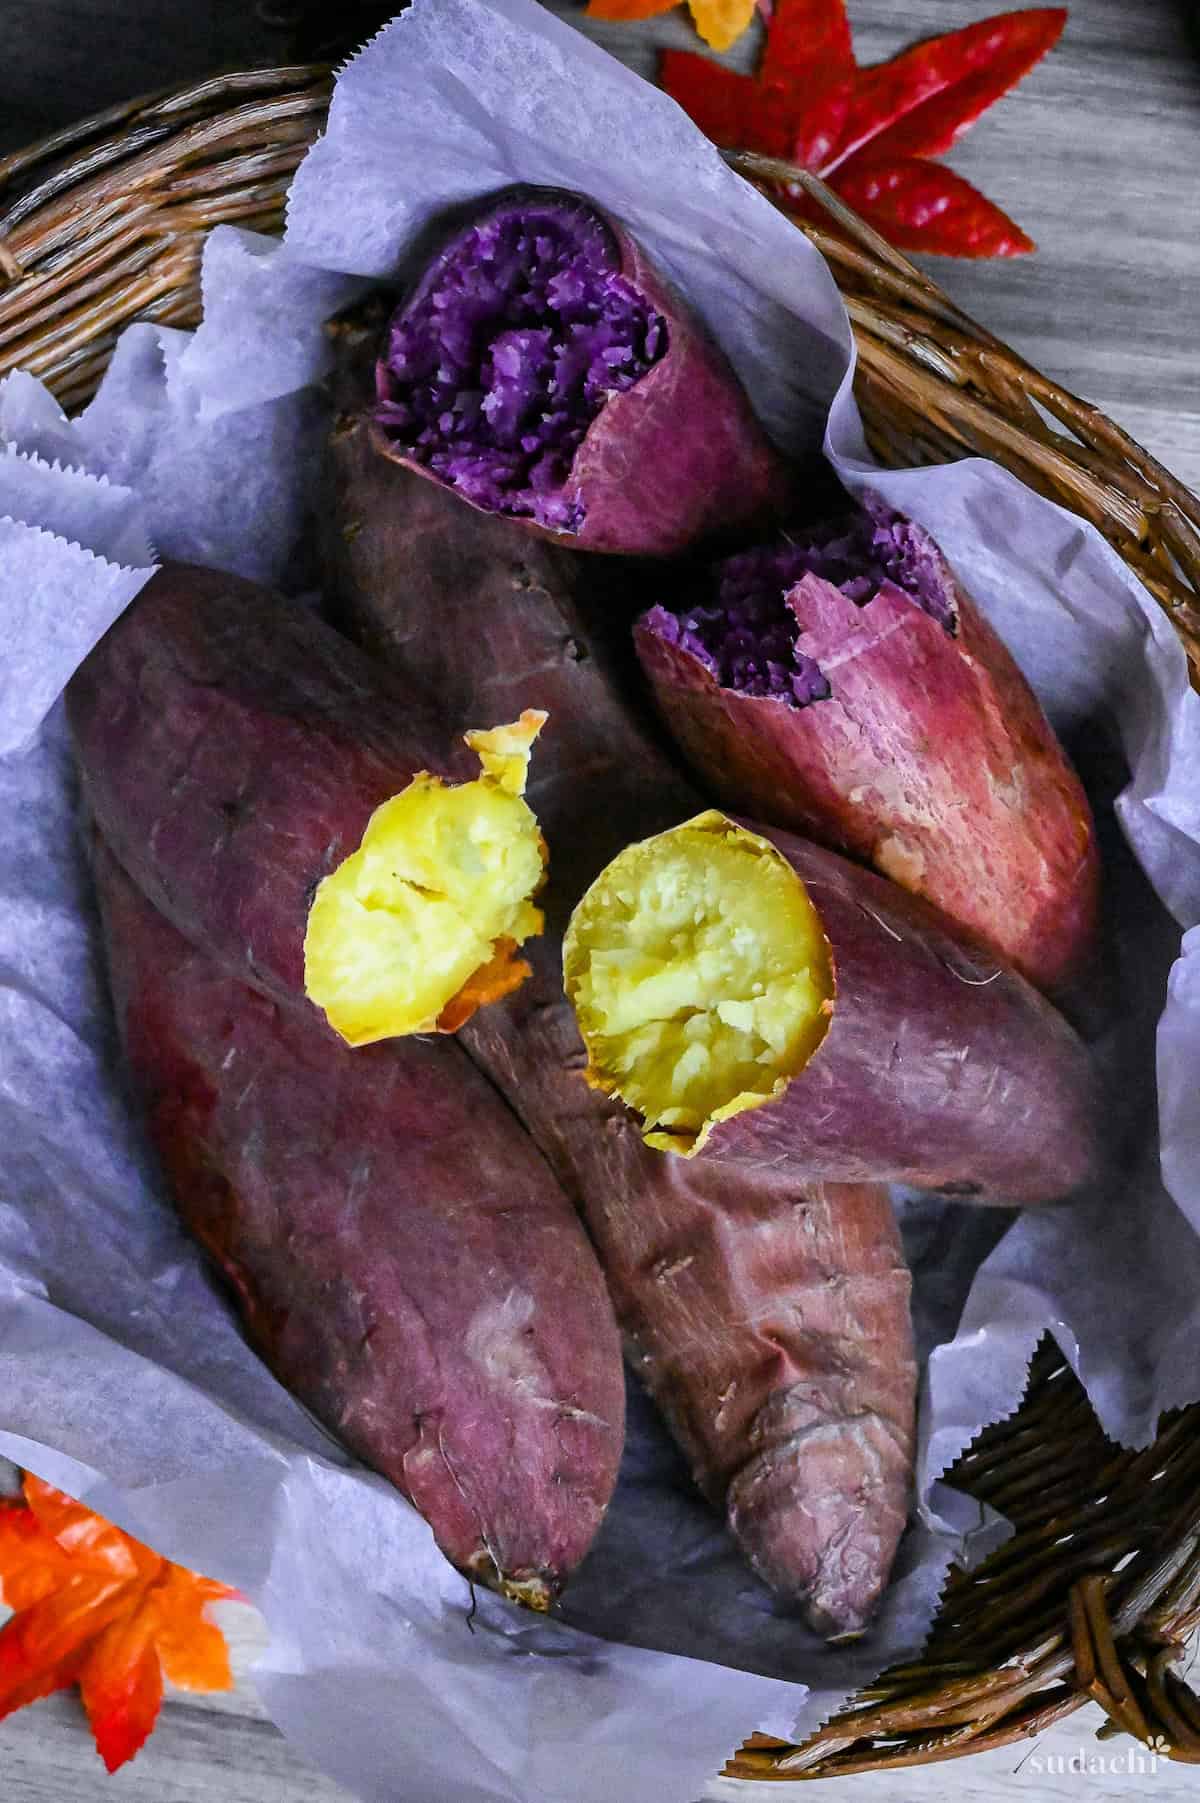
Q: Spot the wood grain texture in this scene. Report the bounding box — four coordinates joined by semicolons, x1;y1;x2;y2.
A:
0;1;1198;1798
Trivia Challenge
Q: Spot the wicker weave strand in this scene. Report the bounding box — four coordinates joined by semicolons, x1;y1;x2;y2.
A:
2;67;1198;1782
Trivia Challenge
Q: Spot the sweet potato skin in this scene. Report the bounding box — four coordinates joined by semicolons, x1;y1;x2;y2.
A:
66;562;478;1021
634;546;1100;1003
330;389;1095;1211
323;329;916;1635
373;187;793;557
686;820;1100;1202
718;1183;913;1637
553;208;792;555
470;970;915;1635
91;834;624;1608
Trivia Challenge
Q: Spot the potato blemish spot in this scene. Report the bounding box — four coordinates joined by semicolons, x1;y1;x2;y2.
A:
304;711;548;1044
563;810;833;1154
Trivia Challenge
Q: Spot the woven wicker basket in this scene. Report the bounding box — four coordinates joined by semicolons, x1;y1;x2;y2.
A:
3;63;1200;1783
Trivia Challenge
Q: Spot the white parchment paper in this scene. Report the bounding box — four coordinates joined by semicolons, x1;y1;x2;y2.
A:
0;1;1197;1797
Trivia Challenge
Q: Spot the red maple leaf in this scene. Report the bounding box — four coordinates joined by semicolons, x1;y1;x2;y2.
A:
660;2;1067;256
0;1475;237;1772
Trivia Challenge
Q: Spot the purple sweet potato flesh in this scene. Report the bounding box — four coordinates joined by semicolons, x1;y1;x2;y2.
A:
65;562;481;1022
637;502;1101;1004
373;187;793;556
645;600;832;708
91;834;624;1608
720;507;957;663
377;195;665;534
322;312;916;1636
642;505;953;705
688;821;1101;1203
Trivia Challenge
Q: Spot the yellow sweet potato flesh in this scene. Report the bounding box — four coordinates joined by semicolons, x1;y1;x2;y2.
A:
564;810;832;1153
305;713;547;1044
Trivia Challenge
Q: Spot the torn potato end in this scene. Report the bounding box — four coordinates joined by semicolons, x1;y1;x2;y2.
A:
563;811;833;1155
374;195;668;534
304;716;548;1045
463;708;548;795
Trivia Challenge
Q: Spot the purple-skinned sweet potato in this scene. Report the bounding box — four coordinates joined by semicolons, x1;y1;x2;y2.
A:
634;503;1100;1005
322;311;917;1637
90;832;625;1611
66;562;550;1048
565;810;1101;1203
372;186;793;556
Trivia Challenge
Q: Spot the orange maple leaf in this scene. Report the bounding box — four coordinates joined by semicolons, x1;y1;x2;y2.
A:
0;1474;237;1772
588;0;757;56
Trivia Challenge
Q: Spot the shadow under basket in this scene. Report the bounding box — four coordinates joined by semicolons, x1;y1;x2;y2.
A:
3;64;1200;1782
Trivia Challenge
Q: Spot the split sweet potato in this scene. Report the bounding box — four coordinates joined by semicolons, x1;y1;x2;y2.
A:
66;562;548;1046
634;502;1100;1004
91;833;625;1610
322;314;916;1636
565;810;1100;1202
372;186;792;556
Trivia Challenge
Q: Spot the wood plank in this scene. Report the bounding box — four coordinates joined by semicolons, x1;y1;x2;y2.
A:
0;1694;353;1803
0;1601;353;1800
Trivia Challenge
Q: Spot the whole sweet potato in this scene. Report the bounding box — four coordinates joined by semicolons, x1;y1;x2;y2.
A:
66;563;548;1046
91;833;625;1610
372;186;792;556
635;503;1100;1004
565;809;1100;1203
323;320;916;1636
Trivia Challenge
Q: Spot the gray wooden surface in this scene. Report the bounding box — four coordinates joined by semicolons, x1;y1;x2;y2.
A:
1;1;1199;1798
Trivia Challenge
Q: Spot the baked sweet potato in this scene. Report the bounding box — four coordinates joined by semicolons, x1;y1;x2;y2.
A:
372;186;792;556
91;832;625;1610
634;501;1100;1003
565;810;1100;1203
322;317;916;1636
66;562;548;1046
